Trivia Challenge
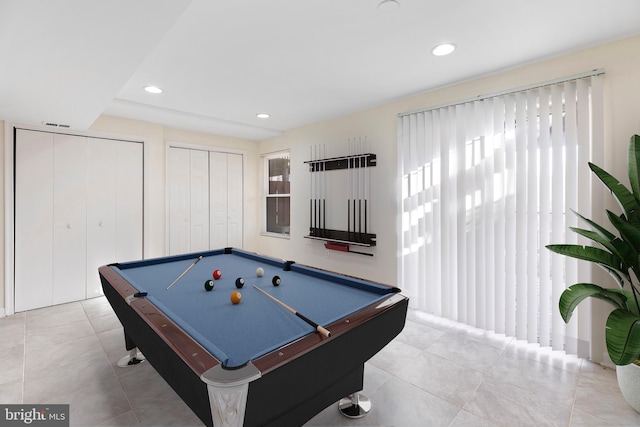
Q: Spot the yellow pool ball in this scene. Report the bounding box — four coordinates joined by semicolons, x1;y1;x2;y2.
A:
230;291;242;304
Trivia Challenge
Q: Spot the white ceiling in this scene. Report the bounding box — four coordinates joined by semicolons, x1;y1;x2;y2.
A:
2;0;640;141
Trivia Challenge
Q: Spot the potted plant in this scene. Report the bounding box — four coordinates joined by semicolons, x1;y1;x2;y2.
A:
546;134;640;412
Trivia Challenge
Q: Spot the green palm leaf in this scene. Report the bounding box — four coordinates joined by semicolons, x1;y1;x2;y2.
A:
559;283;629;323
570;227;619;254
606;309;640;365
547;135;640;366
572;209;617;241
590;162;640;224
546;244;621;272
608;289;640;316
628;135;640;203
598;265;626;289
568;227;635;278
608;211;640;255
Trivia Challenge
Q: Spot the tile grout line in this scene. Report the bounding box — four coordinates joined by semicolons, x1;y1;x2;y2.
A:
567;357;584;427
82;300;143;426
21;311;26;404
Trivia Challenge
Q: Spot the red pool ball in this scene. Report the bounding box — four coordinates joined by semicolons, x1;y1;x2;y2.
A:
213;269;222;280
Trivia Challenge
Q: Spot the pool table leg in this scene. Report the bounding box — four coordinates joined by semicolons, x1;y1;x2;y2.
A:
201;363;262;427
117;347;146;367
338;392;371;418
117;332;145;367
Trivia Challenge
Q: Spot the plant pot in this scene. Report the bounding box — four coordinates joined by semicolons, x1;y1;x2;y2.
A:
617;362;640;413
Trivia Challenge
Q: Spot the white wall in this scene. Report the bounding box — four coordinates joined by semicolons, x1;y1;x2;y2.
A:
257;35;640;278
2;35;640;362
88;115;261;259
0;120;4;314
257;108;399;285
1;116;259;315
255;35;640;362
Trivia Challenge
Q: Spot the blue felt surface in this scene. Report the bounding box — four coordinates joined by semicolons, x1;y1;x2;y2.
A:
113;250;393;368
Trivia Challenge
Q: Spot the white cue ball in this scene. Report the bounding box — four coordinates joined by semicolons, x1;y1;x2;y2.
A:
256;267;264;277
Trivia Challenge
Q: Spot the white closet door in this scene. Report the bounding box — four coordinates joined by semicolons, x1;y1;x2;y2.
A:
15;130;54;311
86;138;143;297
86;138;117;297
169;147;210;254
226;153;243;248
189;150;210;252
209;152;244;248
15;130;143;310
115;140;143;262
210;152;244;249
209;151;228;249
52;134;87;305
169;148;191;255
169;147;243;254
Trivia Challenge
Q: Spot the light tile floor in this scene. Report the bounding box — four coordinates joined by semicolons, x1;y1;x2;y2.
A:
1;297;640;426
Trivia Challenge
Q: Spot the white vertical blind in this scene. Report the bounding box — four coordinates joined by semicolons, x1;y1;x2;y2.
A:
398;72;603;357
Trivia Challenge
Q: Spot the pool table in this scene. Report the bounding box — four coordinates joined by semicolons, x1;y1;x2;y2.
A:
99;248;408;427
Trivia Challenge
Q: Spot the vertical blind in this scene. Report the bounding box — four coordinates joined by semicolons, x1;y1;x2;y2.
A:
398;72;603;357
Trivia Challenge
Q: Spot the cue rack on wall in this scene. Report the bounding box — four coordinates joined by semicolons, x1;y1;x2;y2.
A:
304;139;376;256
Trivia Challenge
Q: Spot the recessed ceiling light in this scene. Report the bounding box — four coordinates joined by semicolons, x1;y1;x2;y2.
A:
377;0;400;13
256;113;270;119
143;85;163;94
432;43;456;56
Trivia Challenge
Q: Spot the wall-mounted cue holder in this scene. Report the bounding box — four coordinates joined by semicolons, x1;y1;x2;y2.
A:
304;147;377;256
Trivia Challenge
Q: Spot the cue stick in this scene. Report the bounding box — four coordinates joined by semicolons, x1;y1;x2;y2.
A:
357;140;360;235
310;146;313;231
364;137;368;235
358;153;362;236
353;150;357;235
166;256;203;290
347;139;351;236
317;144;321;234
358;139;362;235
321;144;326;233
253;285;331;338
314;145;319;232
351;139;356;236
311;145;316;231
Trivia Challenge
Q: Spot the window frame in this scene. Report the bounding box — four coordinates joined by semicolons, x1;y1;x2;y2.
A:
262;150;291;238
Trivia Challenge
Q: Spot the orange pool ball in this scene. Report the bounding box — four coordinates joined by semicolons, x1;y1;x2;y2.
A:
230;291;242;304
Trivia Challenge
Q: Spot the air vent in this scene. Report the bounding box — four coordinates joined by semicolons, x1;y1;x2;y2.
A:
41;121;70;128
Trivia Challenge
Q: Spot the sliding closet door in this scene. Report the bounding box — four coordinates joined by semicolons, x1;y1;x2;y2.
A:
210;151;228;249
86;139;117;297
189;150;211;252
114;141;144;261
15;130;54;311
15;131;87;310
86;138;143;297
210;152;243;249
52;134;87;305
169;147;243;255
168;147;190;254
227;153;243;248
168;147;210;255
14;129;143;311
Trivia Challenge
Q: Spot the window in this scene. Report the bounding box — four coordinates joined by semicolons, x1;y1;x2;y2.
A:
398;72;604;359
264;152;290;236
